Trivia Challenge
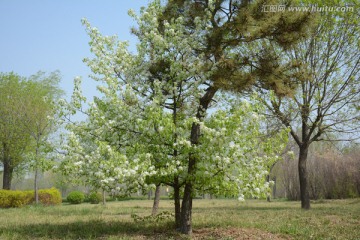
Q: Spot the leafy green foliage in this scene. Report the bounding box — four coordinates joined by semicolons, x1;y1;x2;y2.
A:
24;71;63;170
86;192;102;204
161;0;315;95
66;191;85;204
0;71;63;190
0;72;33;189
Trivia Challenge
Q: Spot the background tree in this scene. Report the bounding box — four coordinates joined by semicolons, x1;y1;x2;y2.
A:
0;71;62;192
255;9;359;209
22;71;63;204
0;73;32;189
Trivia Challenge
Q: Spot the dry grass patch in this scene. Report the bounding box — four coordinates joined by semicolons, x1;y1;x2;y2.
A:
192;228;292;240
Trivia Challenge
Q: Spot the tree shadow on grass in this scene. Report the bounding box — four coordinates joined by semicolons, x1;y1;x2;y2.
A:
193;205;294;212
1;219;179;239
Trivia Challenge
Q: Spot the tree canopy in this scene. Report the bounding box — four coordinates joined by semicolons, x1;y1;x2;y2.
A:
0;71;62;190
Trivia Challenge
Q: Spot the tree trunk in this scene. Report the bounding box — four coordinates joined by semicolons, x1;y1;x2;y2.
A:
34;147;39;204
180;122;199;234
273;176;277;199
3;159;13;190
180;121;200;234
151;184;161;216
148;189;152;200
172;93;181;229
266;174;271;202
173;177;181;229
180;180;193;234
102;189;106;205
179;86;217;235
35;167;39;204
298;145;310;209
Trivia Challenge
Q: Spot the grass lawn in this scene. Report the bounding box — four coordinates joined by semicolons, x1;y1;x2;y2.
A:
0;198;359;239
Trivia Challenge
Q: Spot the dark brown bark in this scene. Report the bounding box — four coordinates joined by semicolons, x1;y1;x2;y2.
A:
180;153;195;234
180;180;193;234
173;177;181;229
151;184;161;216
172;94;182;229
179;87;217;235
299;144;310;209
3;157;13;190
180;124;199;234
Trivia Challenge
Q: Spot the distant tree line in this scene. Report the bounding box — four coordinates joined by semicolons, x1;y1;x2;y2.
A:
272;142;360;200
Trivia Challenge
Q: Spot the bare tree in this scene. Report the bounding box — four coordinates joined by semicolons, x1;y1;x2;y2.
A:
256;12;360;209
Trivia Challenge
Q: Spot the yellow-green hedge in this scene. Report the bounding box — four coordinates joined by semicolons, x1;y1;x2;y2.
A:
0;187;62;208
0;190;32;208
38;188;62;205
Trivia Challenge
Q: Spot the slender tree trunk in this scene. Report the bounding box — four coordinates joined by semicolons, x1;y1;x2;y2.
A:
102;189;106;205
266;174;271;202
173;177;181;229
3;159;13;190
298;144;310;209
172;92;181;229
34;147;39;204
35;167;39;204
273;176;277;199
266;163;277;202
151;184;161;216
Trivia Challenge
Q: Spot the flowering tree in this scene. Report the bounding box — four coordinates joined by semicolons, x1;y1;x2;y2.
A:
60;0;312;234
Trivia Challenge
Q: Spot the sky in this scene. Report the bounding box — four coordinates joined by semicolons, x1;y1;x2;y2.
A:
0;0;150;101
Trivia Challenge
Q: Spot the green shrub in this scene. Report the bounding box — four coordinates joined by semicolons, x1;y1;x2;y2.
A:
87;192;102;204
0;188;61;208
67;191;85;204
